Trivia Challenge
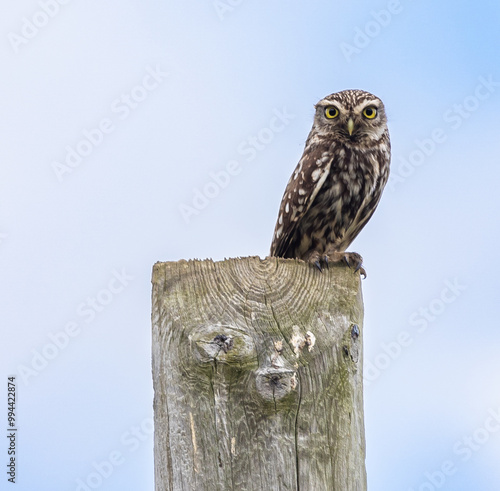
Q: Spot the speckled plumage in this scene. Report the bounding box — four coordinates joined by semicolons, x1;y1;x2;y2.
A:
270;89;391;275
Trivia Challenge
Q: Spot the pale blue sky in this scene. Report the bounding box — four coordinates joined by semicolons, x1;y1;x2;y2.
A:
1;1;500;490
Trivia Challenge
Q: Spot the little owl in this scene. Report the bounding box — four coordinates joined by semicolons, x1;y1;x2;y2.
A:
270;89;390;276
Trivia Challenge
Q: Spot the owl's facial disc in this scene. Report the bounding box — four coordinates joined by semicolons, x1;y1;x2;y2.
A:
315;91;387;144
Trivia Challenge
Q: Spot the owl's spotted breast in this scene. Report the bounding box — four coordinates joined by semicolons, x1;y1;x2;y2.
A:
270;89;391;274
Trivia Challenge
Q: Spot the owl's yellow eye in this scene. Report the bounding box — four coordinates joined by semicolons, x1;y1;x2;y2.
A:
362;106;377;119
325;106;339;119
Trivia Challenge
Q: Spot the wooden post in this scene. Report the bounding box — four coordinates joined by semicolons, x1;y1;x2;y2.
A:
152;256;366;491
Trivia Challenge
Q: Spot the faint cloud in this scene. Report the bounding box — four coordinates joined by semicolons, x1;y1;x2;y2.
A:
340;0;403;63
7;0;73;54
388;75;500;191
178;107;295;224
51;64;168;183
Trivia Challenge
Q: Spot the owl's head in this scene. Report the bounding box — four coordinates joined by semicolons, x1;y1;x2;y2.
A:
313;89;388;146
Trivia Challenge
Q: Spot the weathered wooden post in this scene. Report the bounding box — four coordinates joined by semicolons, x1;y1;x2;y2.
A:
152;256;365;491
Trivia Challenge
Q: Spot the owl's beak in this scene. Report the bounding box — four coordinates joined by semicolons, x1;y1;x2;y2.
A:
347;118;355;136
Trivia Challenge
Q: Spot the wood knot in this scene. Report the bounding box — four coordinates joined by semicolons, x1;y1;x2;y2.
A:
255;367;298;402
351;324;360;340
345;324;361;364
190;325;258;369
212;334;234;353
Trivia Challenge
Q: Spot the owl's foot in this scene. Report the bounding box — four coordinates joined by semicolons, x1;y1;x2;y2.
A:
325;251;366;278
303;250;365;277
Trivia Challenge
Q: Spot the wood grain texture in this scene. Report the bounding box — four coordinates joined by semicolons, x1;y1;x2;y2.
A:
152;256;366;491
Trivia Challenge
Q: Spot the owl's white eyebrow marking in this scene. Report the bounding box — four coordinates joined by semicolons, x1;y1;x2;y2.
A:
359;99;380;107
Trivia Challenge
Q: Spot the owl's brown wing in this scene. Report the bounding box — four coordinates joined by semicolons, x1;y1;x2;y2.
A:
270;143;333;257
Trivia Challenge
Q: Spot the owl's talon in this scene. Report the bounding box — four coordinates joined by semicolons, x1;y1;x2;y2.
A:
322;251;366;278
353;261;367;278
314;260;322;272
323;255;329;268
345;253;366;279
